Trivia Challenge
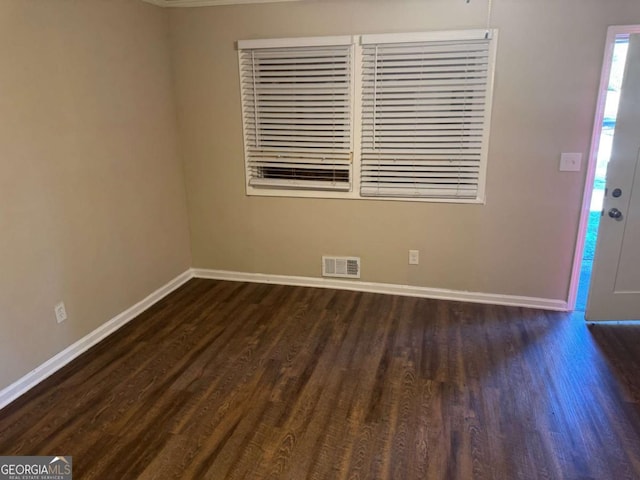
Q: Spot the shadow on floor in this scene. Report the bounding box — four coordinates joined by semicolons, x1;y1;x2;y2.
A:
588;321;640;406
575;210;601;312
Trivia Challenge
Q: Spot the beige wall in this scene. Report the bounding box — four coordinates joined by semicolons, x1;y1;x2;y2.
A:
0;1;191;389
3;0;640;396
170;0;640;301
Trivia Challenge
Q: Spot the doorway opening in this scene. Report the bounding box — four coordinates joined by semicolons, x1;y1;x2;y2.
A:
573;34;630;312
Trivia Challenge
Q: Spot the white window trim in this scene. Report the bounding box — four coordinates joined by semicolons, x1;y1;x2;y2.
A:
237;29;498;203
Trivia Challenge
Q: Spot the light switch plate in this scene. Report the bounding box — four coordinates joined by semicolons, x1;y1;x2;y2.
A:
560;152;582;172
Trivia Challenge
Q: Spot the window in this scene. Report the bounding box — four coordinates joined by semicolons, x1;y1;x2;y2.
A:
360;31;494;200
238;29;497;203
238;37;354;191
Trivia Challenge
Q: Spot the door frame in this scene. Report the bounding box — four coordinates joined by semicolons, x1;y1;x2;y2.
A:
567;24;640;311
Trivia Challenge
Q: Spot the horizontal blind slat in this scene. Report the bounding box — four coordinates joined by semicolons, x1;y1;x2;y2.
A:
362;149;482;156
361;186;478;198
362;126;483;134
360;58;489;69
249;161;352;168
248;149;352;159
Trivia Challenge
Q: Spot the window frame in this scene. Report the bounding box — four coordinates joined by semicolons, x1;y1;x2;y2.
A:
237;29;498;203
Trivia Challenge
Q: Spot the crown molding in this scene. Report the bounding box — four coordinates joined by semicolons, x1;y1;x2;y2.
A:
142;0;305;7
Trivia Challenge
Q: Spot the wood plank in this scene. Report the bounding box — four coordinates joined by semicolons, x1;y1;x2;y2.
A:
1;279;640;479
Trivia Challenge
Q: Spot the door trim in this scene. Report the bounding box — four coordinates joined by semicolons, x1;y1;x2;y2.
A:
567;24;640;311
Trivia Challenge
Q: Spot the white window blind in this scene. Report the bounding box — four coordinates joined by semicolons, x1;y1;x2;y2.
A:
360;31;495;200
238;38;353;191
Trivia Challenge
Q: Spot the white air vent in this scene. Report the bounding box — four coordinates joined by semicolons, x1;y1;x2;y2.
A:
322;256;361;279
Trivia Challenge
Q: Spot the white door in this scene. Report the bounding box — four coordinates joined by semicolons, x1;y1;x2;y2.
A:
587;34;640;321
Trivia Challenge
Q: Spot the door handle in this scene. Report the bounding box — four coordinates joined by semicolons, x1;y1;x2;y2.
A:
608;208;623;220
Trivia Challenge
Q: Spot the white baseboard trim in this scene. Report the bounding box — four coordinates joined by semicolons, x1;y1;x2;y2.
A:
0;270;194;411
192;268;569;312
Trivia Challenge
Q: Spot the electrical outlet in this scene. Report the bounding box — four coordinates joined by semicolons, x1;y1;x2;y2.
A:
54;301;67;324
409;250;420;265
560;152;582;172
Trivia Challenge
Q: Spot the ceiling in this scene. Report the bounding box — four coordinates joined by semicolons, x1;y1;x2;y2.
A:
142;0;303;7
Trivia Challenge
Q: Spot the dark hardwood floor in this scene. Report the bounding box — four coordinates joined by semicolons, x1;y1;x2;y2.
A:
1;278;640;479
